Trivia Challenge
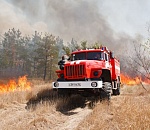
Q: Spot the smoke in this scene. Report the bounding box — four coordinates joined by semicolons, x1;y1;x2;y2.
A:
1;0;149;78
1;0;133;47
0;0;48;36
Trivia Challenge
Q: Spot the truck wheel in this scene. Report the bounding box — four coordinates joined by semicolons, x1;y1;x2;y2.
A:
100;82;112;101
103;82;112;93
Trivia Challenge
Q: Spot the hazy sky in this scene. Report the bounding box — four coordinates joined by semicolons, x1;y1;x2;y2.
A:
0;0;150;43
98;0;150;38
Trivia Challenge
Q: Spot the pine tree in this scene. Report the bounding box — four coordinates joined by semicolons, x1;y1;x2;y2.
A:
33;33;58;80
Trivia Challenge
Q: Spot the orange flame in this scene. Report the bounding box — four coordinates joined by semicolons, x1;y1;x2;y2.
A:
0;75;31;93
144;78;150;84
120;74;141;85
121;74;150;85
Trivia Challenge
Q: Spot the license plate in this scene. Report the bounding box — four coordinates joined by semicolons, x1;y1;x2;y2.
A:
68;83;81;87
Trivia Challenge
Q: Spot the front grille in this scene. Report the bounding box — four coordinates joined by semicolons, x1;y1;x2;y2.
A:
65;64;86;79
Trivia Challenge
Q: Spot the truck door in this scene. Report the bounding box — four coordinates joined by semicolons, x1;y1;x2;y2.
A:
105;53;110;69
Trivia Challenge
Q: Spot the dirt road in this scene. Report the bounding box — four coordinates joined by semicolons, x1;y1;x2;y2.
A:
0;98;92;130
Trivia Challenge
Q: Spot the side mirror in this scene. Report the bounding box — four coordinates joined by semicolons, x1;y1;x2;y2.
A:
110;52;114;59
68;57;70;60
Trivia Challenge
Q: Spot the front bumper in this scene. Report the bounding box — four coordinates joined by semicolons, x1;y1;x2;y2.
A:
52;80;102;89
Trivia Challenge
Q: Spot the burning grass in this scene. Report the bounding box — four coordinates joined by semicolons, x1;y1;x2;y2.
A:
121;73;150;85
0;75;31;93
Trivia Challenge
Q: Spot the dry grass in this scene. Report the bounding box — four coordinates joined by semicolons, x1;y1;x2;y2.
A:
0;80;67;130
0;79;88;130
0;79;150;130
76;84;150;130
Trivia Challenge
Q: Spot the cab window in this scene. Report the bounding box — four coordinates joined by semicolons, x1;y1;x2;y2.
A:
71;52;86;61
87;52;104;60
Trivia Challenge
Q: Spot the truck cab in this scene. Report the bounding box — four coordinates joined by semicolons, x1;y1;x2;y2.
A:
53;47;120;99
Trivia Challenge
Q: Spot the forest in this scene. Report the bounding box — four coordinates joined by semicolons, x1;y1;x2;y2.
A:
0;28;149;81
0;28;65;80
0;28;96;80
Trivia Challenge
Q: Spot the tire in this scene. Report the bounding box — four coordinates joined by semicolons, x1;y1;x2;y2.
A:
103;82;112;93
100;82;112;101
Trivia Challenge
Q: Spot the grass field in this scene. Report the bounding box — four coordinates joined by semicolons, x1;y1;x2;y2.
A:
0;79;149;130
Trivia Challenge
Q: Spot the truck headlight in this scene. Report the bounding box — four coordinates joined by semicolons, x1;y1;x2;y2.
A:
91;82;97;87
60;74;64;78
54;82;59;87
93;71;98;76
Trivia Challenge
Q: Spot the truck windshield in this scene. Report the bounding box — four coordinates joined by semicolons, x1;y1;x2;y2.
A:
87;52;104;60
72;52;86;60
71;51;104;61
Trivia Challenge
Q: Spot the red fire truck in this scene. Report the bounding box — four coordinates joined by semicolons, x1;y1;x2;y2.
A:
53;47;120;99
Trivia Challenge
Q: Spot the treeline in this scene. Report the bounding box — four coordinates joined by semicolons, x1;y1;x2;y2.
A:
0;28;63;80
1;28;149;81
0;28;102;80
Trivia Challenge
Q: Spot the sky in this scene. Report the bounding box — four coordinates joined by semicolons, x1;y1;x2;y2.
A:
98;0;150;38
0;0;150;45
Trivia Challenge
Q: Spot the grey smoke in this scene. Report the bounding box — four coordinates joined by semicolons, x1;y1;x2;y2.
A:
2;0;133;46
1;0;138;60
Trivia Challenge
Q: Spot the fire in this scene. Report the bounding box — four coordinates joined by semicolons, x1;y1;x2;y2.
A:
121;74;150;85
144;78;150;84
0;75;31;93
120;74;141;85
